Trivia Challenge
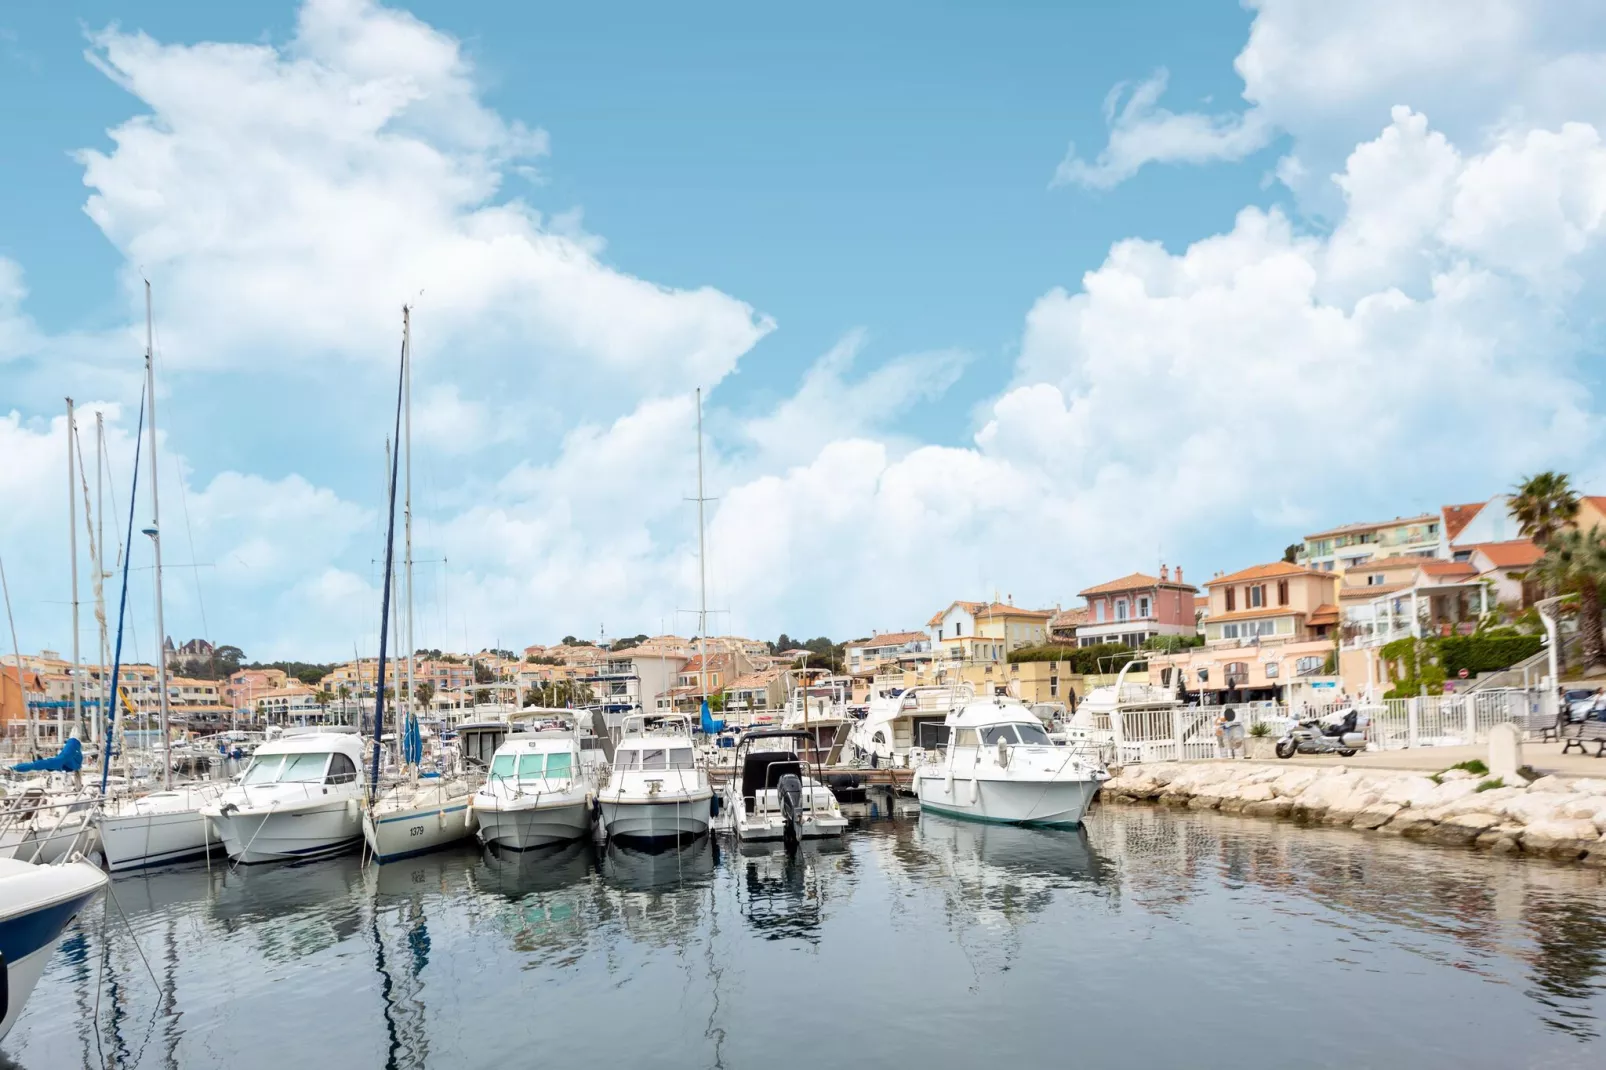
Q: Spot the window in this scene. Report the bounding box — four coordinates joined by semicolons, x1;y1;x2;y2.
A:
669;748;694;770
1095;601;1105;623
545;752;574;778
1225;587;1236;612
1249;585;1264;608
1295;655;1324;676
614;750;639;771
1276;580;1289;606
326;753;358;785
1116;599;1129;621
980;725;1017;746
956;728;979;747
1049;675;1059;697
281;753;330;783
640;748;668;770
1013;723;1052;745
954;621;963;637
1138;596;1150;618
1264;662;1279;679
517;753;546;778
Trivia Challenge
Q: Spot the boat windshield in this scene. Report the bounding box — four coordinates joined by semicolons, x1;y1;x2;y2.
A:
490;754;515;781
616;748;693;771
242;752;329;784
979;724;1052;746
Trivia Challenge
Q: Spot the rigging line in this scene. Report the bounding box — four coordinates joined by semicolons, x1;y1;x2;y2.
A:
72;425;109;645
149;312;212;647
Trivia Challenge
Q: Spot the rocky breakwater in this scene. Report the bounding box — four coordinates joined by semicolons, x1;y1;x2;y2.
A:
1101;762;1606;866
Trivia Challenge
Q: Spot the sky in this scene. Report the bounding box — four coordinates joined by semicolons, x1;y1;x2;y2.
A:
2;0;1604;663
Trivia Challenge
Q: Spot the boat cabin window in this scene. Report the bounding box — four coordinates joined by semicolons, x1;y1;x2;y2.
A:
517;753;546;779
615;750;638;771
956;728;979;747
980;725;1016;746
242;754;285;785
545;752;573;778
490;754;516;781
669;748;694;770
641;748;668;770
1013;722;1052;745
325;753;358;785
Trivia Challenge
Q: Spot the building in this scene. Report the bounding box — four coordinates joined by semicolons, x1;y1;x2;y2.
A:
1047;607;1087;644
1074;566;1198;648
844;631;931;674
928;601;1053;656
1201;562;1340;646
320;658;381;697
254;682;322;721
1464;540;1543;607
722;669;786;715
226;668;289;710
1297;514;1441;573
593;649;690;714
1339;556;1491;650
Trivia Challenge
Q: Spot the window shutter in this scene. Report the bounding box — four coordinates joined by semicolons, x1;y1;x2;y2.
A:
1226;587;1235;612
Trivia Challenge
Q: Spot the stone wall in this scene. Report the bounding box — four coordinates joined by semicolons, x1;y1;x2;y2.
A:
1100;762;1606;866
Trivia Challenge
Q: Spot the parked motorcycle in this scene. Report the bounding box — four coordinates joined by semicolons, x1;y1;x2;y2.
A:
1274;707;1367;759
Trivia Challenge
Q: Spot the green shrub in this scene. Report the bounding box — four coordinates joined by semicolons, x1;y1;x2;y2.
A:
1475;777;1504;793
1248;720;1273;738
1447;759;1489;776
1437;635;1543;676
1007;642;1134;674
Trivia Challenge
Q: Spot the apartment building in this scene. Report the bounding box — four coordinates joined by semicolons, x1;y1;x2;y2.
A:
1297;514;1440;573
1074;566;1198;648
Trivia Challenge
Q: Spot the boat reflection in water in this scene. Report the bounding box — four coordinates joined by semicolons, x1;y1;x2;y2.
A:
472;840;595;901
911;812;1113;923
735;839;852;944
597;836;716;947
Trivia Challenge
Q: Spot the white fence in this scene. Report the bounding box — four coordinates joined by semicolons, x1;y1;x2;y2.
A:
1097;689;1553;764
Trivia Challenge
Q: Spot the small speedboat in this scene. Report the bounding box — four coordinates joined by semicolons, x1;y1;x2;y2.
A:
471;731;596;851
727;728;846;841
200;732;367;864
0;858;107;1040
912;697;1107;826
598;714;713;843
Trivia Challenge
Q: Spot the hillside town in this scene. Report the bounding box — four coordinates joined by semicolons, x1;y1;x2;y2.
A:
5;476;1601;738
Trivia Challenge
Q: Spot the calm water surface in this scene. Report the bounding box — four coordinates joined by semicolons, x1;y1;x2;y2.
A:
8;806;1606;1069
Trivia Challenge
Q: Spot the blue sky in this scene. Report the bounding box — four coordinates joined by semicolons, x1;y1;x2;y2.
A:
1;0;1603;661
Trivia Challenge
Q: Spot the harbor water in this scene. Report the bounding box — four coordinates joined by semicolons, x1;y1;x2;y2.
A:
8;805;1606;1069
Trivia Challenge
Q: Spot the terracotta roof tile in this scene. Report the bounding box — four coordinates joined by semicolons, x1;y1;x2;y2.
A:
1339;582;1410;599
1049;607;1089;630
1207;561;1329;586
1203;607;1302;623
1467;540;1542;569
1441;502;1486;542
1306;604;1340;626
1419;560;1478;578
1077;572;1198;597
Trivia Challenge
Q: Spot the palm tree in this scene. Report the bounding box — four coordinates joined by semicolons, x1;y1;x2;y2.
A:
1511;471;1580;549
1532;526;1606;673
416;681;435;712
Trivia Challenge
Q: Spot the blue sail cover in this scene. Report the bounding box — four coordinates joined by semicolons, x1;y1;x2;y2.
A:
403;716;422;766
700;699;725;735
13;736;85;773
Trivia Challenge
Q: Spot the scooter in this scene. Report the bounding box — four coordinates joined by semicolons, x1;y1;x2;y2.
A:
1274;707;1367;759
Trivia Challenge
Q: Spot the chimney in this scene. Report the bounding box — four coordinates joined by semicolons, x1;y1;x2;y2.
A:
1160;564;1169;582
1176;566;1184;583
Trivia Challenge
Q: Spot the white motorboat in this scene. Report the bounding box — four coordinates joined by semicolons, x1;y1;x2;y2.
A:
97;781;229;872
728;728;846;841
847;684;971;769
599;714;713;843
912;697;1108;827
471;728;597;851
0;857;107;1040
200;733;367;864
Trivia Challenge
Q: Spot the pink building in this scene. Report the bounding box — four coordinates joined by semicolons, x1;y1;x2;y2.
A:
1075;566;1199;648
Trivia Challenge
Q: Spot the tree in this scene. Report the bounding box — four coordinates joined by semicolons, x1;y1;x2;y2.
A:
314;689;332;706
416;681;435;711
1282;544;1301;564
1511;472;1580;550
1532;526;1606;673
473;661;495;684
214;645;246;669
474;688;491;705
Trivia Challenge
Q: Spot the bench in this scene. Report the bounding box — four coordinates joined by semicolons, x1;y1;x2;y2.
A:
1560;719;1606;757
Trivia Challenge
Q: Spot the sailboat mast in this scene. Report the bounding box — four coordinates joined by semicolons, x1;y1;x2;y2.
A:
96;413;109;746
403;306;417;760
695;388;708;708
67;397;83;744
144;281;172;789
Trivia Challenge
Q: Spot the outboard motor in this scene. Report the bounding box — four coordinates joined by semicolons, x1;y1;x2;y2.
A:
777;773;805;845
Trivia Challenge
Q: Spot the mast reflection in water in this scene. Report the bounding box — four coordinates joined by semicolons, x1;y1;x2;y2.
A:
8;809;1606;1068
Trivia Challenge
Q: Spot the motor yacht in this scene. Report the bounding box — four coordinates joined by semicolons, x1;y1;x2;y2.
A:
912;696;1107;826
598;714;712;843
200;732;367;863
471;726;598;850
0;857;107;1040
847;684;971;769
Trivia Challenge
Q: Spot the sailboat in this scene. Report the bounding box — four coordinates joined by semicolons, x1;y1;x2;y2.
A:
362;307;475;863
97;282;230;872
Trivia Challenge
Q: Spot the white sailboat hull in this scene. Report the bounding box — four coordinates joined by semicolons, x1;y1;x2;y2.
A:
915;773;1101;827
600;795;712;842
473;797;591;851
99;808;215;872
363;796;473;863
